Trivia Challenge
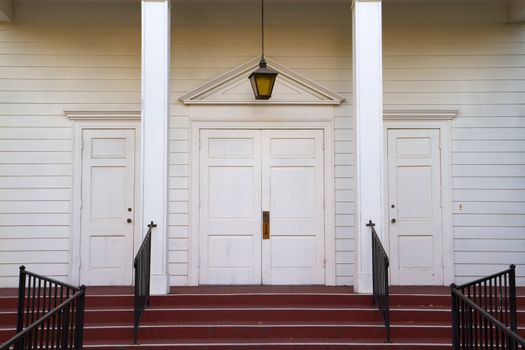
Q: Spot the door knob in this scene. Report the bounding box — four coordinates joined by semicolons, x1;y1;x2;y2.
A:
127;218;132;223
391;218;396;224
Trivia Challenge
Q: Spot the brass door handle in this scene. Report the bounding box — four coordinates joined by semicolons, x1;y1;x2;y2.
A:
262;211;270;240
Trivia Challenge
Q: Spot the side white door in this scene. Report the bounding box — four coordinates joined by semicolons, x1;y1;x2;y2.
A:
387;129;443;285
80;129;136;285
262;130;325;284
199;130;262;284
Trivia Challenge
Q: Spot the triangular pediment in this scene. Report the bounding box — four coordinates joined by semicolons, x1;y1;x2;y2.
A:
180;57;345;105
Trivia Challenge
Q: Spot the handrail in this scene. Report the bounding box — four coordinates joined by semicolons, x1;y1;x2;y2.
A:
368;220;391;342
133;221;156;344
0;268;85;350
16;266;80;334
452;278;524;349
454;265;516;331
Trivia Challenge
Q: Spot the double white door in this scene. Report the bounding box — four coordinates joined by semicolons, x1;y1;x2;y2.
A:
199;129;325;285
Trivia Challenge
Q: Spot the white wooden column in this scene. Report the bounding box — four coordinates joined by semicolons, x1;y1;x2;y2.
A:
352;0;384;294
141;0;170;295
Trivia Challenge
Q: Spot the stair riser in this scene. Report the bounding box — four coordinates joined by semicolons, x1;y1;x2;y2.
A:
6;308;525;327
84;344;452;350
0;309;453;326
82;326;451;342
2;295;524;310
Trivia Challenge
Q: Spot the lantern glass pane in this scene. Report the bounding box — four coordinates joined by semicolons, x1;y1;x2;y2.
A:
256;75;274;97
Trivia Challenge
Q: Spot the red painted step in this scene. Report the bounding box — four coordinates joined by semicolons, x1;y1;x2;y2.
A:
1;286;524;349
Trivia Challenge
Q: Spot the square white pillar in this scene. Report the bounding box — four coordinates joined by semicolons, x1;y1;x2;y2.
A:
141;0;171;295
352;0;385;294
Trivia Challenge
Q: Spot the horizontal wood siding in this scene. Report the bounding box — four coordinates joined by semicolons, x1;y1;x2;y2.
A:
169;1;354;286
383;1;525;285
0;0;523;287
0;1;140;286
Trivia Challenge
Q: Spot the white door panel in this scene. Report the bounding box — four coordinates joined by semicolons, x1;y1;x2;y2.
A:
80;129;136;286
199;130;262;284
199;129;325;285
387;129;443;285
262;130;325;284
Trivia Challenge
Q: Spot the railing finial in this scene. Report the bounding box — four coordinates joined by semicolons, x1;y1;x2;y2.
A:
366;220;375;227
148;221;157;228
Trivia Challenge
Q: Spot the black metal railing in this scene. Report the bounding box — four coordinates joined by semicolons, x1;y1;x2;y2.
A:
451;265;524;349
368;220;391;342
1;267;85;350
453;265;517;330
133;221;156;344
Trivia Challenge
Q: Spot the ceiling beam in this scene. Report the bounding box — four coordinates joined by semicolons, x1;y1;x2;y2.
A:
510;0;525;22
0;0;13;22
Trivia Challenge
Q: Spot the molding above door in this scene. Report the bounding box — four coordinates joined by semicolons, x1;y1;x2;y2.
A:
384;110;458;120
65;110;141;121
180;57;345;105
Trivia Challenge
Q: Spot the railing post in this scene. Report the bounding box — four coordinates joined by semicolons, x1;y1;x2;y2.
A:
133;257;139;345
385;260;391;343
16;265;26;334
451;284;460;350
75;285;86;350
509;264;517;333
60;302;71;350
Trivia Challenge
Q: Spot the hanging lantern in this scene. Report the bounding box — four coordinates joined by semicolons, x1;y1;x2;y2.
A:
249;58;278;100
249;0;278;100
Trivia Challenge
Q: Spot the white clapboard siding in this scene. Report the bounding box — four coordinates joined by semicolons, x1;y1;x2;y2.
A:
0;0;524;287
0;2;141;287
383;1;525;284
166;0;355;286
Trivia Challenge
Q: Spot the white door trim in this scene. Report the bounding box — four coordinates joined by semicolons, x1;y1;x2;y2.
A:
189;121;336;286
71;119;141;286
383;119;454;286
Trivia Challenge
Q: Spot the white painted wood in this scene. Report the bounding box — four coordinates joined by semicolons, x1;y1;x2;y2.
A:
141;0;170;295
0;0;13;22
1;0;524;287
199;129;325;285
353;0;384;294
262;130;325;284
199;129;262;284
71;119;141;286
190;121;336;286
180;57;345;105
80;129;136;286
387;129;443;285
384;119;454;286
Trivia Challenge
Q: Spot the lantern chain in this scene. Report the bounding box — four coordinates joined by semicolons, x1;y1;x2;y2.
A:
261;0;265;59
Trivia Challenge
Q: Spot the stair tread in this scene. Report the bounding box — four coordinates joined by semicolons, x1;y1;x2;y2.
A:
81;321;453;328
84;337;452;345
